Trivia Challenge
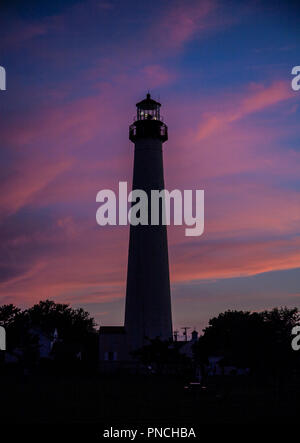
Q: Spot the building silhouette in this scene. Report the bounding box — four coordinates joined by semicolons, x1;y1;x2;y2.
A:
99;94;173;365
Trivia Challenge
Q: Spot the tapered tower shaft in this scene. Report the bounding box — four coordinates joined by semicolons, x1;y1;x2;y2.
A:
125;94;173;352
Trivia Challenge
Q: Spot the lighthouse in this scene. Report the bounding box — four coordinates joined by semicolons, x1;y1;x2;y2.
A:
124;93;173;352
99;94;173;365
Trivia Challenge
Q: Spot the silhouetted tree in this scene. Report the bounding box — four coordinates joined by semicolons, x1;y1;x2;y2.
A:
0;304;21;328
0;304;29;350
26;299;96;341
25;300;97;364
194;307;300;377
0;300;97;367
0;304;38;365
259;307;300;376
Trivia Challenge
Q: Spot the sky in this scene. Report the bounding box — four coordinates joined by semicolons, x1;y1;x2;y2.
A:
1;0;300;336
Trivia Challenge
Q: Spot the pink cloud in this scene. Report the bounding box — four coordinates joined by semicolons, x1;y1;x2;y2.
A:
0;158;73;218
0;1;299;320
0;12;65;50
141;65;176;88
196;81;294;140
1;75;299;310
154;0;216;50
170;235;300;283
0;23;49;50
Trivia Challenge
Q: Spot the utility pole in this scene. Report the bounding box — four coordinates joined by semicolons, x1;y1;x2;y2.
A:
181;327;191;342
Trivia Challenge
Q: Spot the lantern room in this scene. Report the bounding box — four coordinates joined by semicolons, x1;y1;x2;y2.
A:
136;93;161;121
129;93;168;143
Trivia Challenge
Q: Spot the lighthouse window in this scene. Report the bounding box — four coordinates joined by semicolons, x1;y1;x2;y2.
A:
137;107;160;120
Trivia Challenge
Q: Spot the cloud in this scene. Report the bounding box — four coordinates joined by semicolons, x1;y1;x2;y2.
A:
153;0;217;50
141;65;176;88
1;75;299;310
0;12;65;51
0;159;72;218
170;235;300;283
1;0;299;329
196;81;294;140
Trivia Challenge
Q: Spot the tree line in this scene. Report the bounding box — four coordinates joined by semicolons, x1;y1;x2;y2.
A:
0;300;299;377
